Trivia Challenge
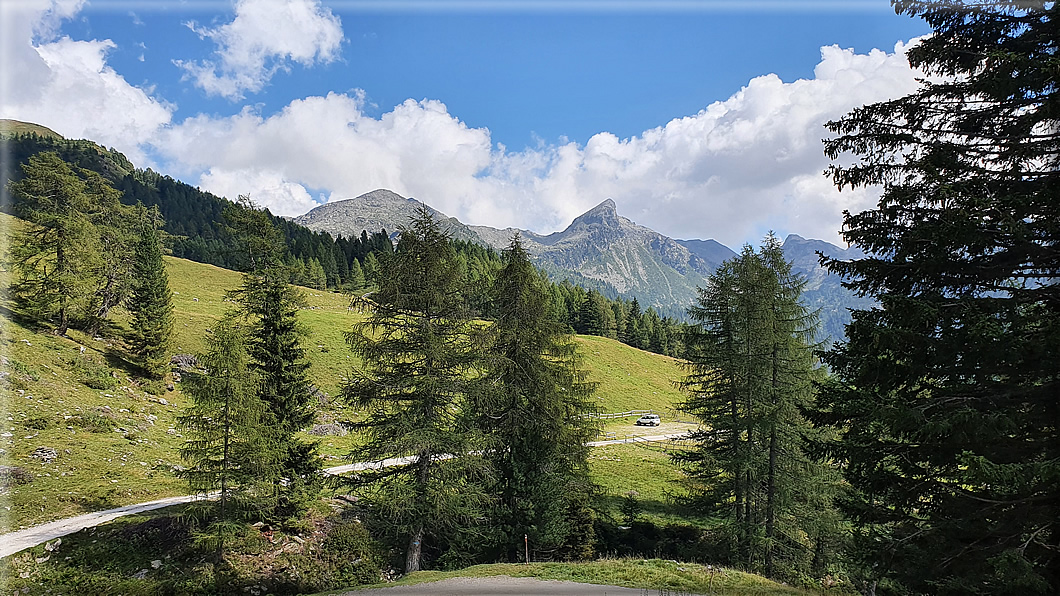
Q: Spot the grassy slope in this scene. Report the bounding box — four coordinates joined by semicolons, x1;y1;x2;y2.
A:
337;559;817;595
2;237;693;531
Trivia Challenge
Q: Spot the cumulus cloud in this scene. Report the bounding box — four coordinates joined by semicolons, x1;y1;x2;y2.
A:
0;0;172;163
175;0;343;100
157;39;923;247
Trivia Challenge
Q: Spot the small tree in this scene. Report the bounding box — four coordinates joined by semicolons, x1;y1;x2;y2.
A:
178;318;275;558
127;206;174;379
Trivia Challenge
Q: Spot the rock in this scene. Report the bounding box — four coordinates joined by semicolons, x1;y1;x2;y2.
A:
169;354;198;372
131;569;148;579
308;423;348;437
30;447;58;463
166;383;174;392
151;559;162;569
157;398;169;406
44;538;61;551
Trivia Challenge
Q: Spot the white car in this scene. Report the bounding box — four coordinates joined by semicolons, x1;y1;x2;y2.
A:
634;414;661;426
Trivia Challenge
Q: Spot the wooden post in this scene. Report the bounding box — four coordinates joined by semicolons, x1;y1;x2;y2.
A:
524;534;529;565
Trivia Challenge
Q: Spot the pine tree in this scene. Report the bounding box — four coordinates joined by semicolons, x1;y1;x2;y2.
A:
677;235;829;578
817;2;1060;592
343;206;488;573
8;152;99;334
474;234;599;562
346;257;365;291
127;206;174;379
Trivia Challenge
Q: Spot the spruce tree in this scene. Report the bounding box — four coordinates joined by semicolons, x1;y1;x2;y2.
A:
817;2;1060;592
474;234;598;562
225;196;320;515
127;206;174;379
343;206;488;573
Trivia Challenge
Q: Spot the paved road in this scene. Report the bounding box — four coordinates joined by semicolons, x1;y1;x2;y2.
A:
337;576;666;595
0;433;688;558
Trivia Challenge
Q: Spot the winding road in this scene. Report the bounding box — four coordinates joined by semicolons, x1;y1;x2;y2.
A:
1;433;685;558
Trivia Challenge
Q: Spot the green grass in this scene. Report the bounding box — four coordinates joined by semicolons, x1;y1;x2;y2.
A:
588;443;702;527
331;559;819;595
1;223;695;530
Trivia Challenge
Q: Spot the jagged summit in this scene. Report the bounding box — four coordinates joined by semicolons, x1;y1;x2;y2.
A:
569;198;621;229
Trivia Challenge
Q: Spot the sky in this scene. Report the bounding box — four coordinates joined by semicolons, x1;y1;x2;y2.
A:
0;0;932;248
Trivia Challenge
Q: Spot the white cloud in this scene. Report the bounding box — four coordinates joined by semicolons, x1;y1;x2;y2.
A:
157;39;923;247
175;0;343;100
0;1;172;163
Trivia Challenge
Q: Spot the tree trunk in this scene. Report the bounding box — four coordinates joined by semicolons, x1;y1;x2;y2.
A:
406;525;424;573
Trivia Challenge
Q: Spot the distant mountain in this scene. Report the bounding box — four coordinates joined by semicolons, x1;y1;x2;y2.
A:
293;189;484;244
296;190;867;339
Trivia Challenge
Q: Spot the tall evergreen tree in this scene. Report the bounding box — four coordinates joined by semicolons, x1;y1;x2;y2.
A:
676;235;829;578
225;196;320;515
816;2;1060;593
474;234;599;562
8;152;98;334
127;206;174;379
343;207;488;573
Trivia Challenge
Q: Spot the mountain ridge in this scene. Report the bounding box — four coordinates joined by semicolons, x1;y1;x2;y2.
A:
294;189;865;338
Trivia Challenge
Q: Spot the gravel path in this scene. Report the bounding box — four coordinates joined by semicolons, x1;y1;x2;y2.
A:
0;433;689;558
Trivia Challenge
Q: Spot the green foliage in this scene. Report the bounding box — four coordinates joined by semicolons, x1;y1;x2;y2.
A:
816;2;1060;593
178;317;276;556
224;196;321;517
473;234;600;562
343;206;490;573
127;207;174;378
8;152;100;334
677;235;836;580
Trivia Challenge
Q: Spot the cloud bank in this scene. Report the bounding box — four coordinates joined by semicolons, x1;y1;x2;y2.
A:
157;41;923;246
0;0;172;162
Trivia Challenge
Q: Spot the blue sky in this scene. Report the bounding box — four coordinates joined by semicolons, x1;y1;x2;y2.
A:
1;0;931;247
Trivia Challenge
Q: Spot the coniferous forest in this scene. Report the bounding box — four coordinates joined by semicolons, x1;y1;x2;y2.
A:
1;2;1058;595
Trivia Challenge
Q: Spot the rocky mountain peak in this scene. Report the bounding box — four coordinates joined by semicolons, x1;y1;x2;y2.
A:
570;198;621;229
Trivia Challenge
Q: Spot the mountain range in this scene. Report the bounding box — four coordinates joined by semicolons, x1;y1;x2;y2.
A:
294;189;872;340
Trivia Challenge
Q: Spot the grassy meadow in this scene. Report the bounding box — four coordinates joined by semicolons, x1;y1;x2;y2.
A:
1;239;696;532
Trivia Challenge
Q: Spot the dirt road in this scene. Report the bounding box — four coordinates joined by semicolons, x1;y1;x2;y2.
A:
1;433;690;558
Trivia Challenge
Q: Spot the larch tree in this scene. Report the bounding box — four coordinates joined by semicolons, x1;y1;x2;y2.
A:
816;1;1060;593
8;152;99;335
474;234;599;562
342;206;489;573
677;234;830;579
178;317;276;558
